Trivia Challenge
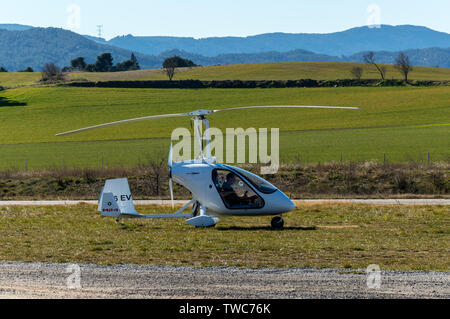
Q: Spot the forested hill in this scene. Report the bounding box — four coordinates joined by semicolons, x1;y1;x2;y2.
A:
0;26;449;71
107;25;450;56
0;27;160;71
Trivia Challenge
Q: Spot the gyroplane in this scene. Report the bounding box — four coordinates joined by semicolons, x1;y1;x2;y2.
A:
57;105;359;229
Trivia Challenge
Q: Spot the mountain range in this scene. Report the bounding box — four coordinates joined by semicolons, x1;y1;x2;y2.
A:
104;25;450;57
0;24;449;71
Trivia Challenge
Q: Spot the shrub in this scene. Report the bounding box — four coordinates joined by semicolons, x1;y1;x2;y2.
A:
18;67;34;72
41;63;65;82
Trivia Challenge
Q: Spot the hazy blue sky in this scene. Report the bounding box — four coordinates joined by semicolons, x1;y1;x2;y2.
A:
1;0;449;39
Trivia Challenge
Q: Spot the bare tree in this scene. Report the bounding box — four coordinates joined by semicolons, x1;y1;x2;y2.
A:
41;63;64;82
395;52;413;83
162;59;177;81
164;66;176;81
350;66;363;80
380;65;387;79
145;153;168;196
363;51;386;80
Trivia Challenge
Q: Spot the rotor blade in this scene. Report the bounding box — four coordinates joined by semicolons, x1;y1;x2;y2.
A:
169;178;174;209
212;105;360;113
56;105;359;137
56;113;187;136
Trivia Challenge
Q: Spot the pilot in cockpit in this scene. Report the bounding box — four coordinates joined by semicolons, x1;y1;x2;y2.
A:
222;173;236;192
221;173;241;207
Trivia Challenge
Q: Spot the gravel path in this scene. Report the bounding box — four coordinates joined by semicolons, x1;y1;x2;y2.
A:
0;262;448;299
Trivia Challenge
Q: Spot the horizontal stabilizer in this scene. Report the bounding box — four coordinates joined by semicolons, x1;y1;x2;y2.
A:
135;199;195;219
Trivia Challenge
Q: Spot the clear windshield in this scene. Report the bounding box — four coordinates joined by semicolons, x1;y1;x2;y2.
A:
225;166;278;194
212;169;264;209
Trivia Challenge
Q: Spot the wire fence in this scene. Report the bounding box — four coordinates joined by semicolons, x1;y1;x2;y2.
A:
3;152;449;172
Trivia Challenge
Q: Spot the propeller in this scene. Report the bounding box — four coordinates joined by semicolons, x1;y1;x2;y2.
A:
168;143;174;209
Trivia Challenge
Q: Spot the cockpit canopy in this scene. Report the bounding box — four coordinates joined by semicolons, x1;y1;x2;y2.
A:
212;165;278;210
223;165;278;194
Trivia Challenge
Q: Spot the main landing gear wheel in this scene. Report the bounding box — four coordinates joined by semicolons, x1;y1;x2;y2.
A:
271;216;284;230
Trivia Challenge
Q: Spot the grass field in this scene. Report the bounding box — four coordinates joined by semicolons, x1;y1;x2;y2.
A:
0;203;448;270
64;62;450;82
0;72;42;88
0;85;449;169
1;62;450;88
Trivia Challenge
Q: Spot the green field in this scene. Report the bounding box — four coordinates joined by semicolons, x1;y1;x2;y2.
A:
0;203;448;270
0;72;42;88
0;85;449;170
69;62;450;82
1;62;450;89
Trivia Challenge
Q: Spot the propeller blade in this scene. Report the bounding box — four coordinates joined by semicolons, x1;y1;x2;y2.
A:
168;143;173;167
168;143;174;209
169;178;174;209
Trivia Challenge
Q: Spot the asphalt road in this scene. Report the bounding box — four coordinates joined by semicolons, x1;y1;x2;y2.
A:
0;262;448;299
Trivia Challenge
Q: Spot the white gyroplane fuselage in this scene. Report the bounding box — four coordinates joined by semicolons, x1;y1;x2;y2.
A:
98;160;296;229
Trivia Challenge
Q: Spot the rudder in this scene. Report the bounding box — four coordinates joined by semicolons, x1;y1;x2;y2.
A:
97;178;140;217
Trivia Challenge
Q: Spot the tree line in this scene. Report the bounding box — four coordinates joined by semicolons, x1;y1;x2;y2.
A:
2;51;141;74
0;66;34;72
31;54;196;82
39;52;140;81
0;52;143;81
63;52;140;72
40;54;196;82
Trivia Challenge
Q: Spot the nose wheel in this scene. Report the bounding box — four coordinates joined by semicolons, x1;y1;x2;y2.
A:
271;216;284;230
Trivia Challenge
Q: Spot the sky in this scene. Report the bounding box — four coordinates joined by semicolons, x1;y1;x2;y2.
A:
1;0;449;39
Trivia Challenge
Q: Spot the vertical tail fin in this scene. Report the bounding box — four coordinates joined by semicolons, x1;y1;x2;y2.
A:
97;178;140;217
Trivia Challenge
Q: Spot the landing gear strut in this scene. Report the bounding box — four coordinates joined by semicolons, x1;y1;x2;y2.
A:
271;216;284;230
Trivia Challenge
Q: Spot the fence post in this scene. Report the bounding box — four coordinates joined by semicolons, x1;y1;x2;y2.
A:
26;159;28;171
101;156;104;170
383;153;386;165
62;158;65;169
428;152;430;165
